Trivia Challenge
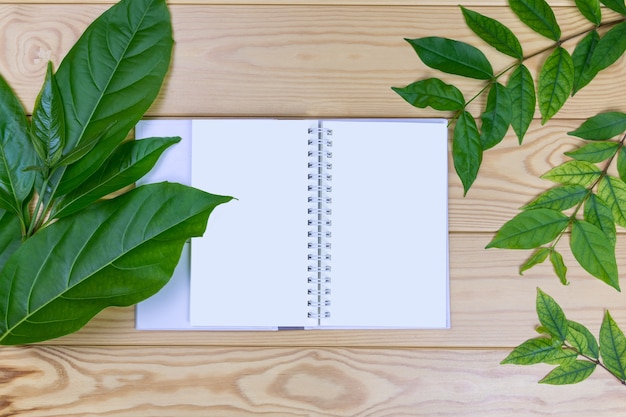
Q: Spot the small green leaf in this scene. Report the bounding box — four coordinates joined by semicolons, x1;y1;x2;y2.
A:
568;112;626;140
536;288;569;342
480;82;512;150
539;360;596;385
550;249;568;285
460;7;523;59
541;160;601;187
453;111;482;195
599;0;626;15
508;0;561;41
567;320;599;359
600;311;626;381
584;22;626;81
501;337;563;365
392;78;465;111
572;30;600;95
520;247;550;275
564;141;619;163
618;147;626;183
507;64;536;143
584;194;616;247
31;62;65;167
570;220;619;290
597;176;626;228
575;0;602;25
522;184;588;211
405;37;494;80
538;47;574;124
486;208;569;249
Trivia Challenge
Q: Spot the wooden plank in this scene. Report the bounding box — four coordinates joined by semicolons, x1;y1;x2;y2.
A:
0;1;580;6
2;345;625;416
0;5;623;119
44;233;626;348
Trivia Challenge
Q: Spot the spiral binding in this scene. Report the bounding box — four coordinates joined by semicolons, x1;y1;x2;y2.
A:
307;124;333;323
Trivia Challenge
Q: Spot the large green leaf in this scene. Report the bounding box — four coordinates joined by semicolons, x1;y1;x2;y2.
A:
568;112;626;140
538;47;574;124
31;62;65;167
392;78;465;111
575;0;602;25
522;185;588;211
536;288;569;342
486;208;569;249
0;210;23;272
501;337;575;365
480;82;512;150
453;111;482;195
570;220;619;290
460;7;523;59
599;0;626;15
507;64;536;143
508;0;561;41
600;311;626;381
405;37;493;80
0;73;37;219
539;360;596;385
0;183;232;345
54;0;173;197
571;30;600;95
51;137;180;219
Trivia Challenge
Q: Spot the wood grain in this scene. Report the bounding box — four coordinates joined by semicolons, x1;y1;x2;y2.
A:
2;345;625;417
0;5;623;118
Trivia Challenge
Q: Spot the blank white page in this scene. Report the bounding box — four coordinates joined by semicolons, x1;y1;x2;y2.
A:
322;120;449;328
190;119;312;328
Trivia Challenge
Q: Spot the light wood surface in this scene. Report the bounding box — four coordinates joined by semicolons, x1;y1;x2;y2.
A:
2;1;626;415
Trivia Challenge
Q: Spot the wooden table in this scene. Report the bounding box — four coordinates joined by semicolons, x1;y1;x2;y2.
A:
3;1;626;415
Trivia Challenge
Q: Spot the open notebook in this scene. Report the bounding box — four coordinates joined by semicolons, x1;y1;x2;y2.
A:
135;119;449;330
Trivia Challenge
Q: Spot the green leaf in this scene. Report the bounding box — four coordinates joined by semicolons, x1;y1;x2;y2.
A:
600;311;626;381
522;184;588;211
54;0;173;197
541;160;601;187
572;30;600;95
486;208;569;249
520;247;550;275
550;249;568;285
599;0;626;15
564;141;619;163
539;360;596;385
0;183;233;345
584;194;616;247
460;7;523;59
31;62;65;167
618;147;626;183
568;112;626;140
405;37;493;80
538;47;574;124
52;137;181;219
480;82;512;150
0;73;37;218
570;220;619;290
507;64;536;143
575;0;602;25
392;78;465;111
508;0;561;41
0;210;23;272
501;337;557;365
583;22;626;83
597;176;626;228
453;111;482;195
536;288;569;342
567;320;599;359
